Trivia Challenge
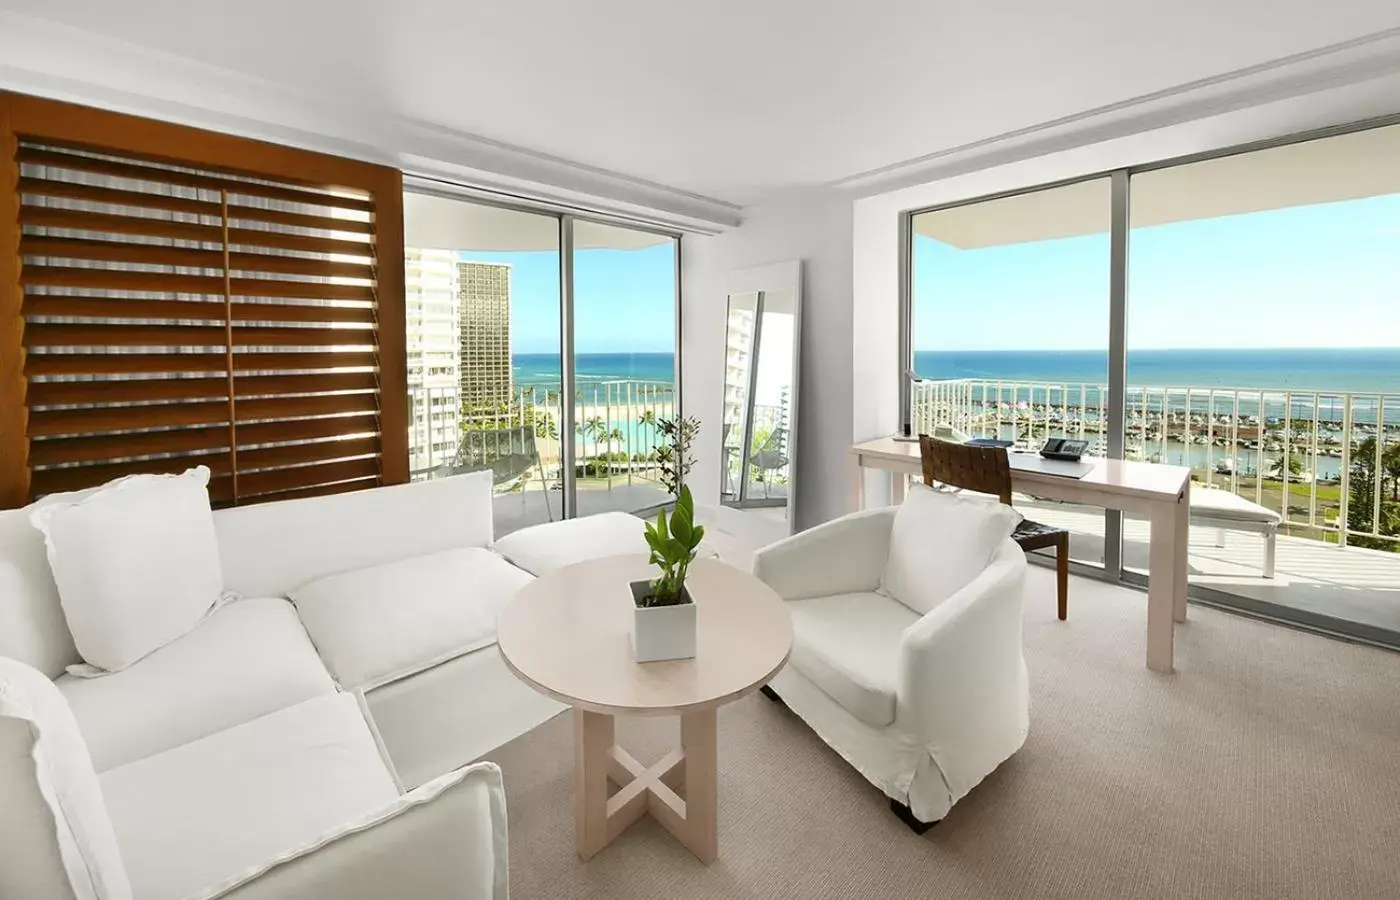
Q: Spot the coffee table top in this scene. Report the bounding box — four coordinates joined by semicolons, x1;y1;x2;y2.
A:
498;555;793;716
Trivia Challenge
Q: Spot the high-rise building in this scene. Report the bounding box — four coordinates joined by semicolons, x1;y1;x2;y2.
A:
404;248;461;474
457;261;513;412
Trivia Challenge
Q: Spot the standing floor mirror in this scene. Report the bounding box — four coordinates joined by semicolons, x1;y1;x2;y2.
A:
720;261;802;533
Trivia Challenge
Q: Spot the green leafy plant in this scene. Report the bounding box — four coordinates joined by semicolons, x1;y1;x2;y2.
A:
638;414;704;607
640;484;705;607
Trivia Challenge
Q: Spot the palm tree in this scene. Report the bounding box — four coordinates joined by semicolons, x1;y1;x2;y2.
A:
606;427;626;487
1384;442;1400;502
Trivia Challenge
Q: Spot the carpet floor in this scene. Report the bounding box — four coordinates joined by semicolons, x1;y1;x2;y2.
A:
485;566;1400;900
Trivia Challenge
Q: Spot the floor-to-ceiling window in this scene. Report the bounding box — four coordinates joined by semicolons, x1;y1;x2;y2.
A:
909;178;1112;569
404;192;681;534
1126;123;1400;640
901;115;1400;646
570;220;680;516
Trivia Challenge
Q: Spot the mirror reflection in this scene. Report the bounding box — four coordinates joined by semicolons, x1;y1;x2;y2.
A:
721;287;797;520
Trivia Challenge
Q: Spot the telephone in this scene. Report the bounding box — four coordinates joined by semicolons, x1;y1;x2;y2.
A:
1040;438;1089;462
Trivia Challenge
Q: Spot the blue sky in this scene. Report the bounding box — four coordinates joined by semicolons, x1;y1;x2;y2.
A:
913;192;1400;352
459;242;675;355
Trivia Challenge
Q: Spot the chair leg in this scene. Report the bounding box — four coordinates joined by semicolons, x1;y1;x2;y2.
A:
759;685;784;705
1056;534;1069;621
889;798;938;835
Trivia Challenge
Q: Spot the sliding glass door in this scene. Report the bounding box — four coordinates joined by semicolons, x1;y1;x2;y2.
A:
404;190;681;535
909;178;1112;569
570;220;679;516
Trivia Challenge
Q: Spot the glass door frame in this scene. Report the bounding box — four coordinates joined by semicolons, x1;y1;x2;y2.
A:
895;111;1400;644
402;178;684;523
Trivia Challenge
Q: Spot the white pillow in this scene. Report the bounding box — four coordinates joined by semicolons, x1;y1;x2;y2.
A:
0;655;132;900
30;467;228;675
881;482;1022;615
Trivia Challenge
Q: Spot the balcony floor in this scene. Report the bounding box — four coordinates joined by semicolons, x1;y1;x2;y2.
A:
1020;499;1400;639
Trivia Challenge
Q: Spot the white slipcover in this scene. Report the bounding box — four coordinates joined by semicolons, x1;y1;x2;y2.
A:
0;655;131;900
754;504;1029;824
786;592;918;728
0;503;80;677
492;511;647;575
291;548;534;691
214;471;495;600
101;693;398;900
58;597;335;772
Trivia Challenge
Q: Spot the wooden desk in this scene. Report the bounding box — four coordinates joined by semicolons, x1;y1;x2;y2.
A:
850;436;1190;674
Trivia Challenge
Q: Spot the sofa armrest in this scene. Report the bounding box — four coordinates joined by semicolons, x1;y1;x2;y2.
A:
201;762;508;900
894;540;1027;746
752;507;897;600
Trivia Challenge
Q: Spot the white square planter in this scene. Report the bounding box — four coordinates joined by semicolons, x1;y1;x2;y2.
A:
629;581;697;663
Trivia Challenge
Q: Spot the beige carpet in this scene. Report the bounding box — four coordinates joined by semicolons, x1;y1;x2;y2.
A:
485;567;1400;900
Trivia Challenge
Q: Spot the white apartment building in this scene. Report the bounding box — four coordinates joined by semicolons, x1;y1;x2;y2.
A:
404;248;461;474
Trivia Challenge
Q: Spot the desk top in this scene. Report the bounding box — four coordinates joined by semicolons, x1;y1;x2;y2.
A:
498;555;793;717
852;435;1189;503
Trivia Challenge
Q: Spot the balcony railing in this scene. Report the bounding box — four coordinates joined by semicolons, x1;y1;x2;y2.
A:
914;378;1400;549
408;380;676;490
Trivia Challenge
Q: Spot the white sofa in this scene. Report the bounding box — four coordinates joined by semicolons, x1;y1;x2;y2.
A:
752;495;1029;831
0;471;573;899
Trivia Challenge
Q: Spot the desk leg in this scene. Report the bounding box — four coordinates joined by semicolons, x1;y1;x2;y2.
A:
1173;483;1190;624
891;471;907;506
1147;500;1181;674
850;454;866;511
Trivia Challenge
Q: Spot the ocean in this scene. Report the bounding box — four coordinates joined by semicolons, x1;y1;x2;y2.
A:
514;352;676;390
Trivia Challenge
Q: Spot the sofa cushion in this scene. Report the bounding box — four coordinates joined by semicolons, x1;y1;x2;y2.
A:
291;548;534;691
100;692;398;900
881;482;1022;615
493;511;646;575
31;466;227;674
214;471;494;600
0;656;131;900
58;596;335;772
786;591;920;729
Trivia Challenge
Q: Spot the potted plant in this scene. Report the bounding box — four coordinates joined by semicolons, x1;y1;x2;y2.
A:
630;415;704;662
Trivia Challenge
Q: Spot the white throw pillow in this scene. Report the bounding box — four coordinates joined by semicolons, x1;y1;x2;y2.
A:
30;467;228;675
0;655;132;900
881;482;1022;615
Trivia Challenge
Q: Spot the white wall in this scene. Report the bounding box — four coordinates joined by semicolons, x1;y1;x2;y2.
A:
852;74;1400;502
682;191;854;530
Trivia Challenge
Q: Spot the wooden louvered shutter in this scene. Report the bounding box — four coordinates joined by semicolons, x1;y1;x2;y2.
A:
0;91;407;508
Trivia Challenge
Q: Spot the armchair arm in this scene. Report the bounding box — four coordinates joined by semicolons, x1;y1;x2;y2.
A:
752;507;897;600
202;762;508;900
894;541;1028;785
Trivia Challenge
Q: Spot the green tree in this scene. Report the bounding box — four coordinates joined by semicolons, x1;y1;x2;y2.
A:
1267;454;1303;479
1384;442;1400;502
1347;437;1400;551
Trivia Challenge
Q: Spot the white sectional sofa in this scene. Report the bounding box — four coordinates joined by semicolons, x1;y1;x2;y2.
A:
0;470;593;900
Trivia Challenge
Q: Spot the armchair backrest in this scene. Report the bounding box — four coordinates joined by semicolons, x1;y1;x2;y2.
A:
918;436;1012;505
0;655;130;900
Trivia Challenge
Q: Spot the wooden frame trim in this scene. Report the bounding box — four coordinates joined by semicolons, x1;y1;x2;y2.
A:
0;94;26;507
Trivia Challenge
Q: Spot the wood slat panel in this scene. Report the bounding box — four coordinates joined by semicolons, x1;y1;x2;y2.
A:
23;294;376;325
24;351;378;376
31;452;230;495
29;415;379;466
19;236;376;280
21;266;376;302
19;207;374;257
237;436;380;471
0;106;26;506
18;178;374;233
26;372;379;407
241;476;380;504
237;457;381;497
17;145;375;212
28;392;377;436
25;323;375;348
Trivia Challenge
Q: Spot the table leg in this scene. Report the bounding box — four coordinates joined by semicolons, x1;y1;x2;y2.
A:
1147;500;1181;673
1173;483;1190;624
850;453;866;511
672;709;718;863
574;708;614;860
891;470;907;506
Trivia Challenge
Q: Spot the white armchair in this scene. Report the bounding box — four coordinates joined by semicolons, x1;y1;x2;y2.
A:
753;486;1029;831
0;656;509;900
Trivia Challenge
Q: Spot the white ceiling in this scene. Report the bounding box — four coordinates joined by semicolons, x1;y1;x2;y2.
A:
3;0;1400;206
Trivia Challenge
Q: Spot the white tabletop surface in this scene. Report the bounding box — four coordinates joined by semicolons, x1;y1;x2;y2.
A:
852;435;1189;502
498;555;793;716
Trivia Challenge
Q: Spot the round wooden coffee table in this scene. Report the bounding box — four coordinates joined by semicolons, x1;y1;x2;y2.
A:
498;554;792;863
